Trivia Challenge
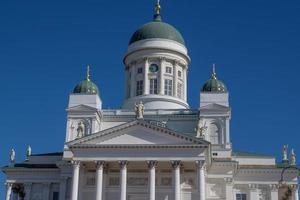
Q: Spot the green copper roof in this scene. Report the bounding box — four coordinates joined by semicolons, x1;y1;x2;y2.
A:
202;65;228;93
73;65;100;95
129;14;185;45
73;79;99;95
202;79;227;93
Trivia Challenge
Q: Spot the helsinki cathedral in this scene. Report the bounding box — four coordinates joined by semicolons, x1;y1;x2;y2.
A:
2;1;299;200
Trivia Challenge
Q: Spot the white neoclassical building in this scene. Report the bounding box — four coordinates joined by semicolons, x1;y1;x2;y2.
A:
2;2;299;200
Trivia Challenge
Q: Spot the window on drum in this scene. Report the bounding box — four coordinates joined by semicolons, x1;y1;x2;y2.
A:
136;80;144;96
164;79;173;96
150;78;158;94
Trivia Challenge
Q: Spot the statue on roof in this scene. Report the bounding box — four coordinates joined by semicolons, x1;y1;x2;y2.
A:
77;121;85;138
135;101;144;119
290;148;296;166
196;119;207;138
10;148;15;164
283;145;288;162
26;145;32;160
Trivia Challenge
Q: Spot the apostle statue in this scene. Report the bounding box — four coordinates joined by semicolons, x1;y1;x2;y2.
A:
10;148;16;164
283;145;288;161
196;119;207;138
77;121;85;138
290;148;296;166
135;101;144;119
26;145;32;160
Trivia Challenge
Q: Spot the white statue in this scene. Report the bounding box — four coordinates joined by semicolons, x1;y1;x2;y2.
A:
283;145;288;161
196;119;207;138
26;145;32;160
290;148;296;166
10;148;15;164
135;101;144;119
77;121;85;138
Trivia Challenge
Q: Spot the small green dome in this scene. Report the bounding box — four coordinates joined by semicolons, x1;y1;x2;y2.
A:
202;79;227;93
73;79;99;95
129;14;185;45
202;66;228;93
73;65;99;95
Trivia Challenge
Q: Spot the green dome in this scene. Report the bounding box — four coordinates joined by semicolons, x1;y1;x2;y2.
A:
129;14;185;45
202;68;228;93
202;79;227;93
73;79;99;95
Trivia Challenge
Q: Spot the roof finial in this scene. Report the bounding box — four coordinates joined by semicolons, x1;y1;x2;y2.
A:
155;0;161;15
282;144;288;162
290;148;296;166
86;64;90;81
212;64;217;79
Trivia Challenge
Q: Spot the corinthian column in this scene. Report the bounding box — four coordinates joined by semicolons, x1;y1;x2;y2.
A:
71;161;80;200
147;161;157;200
249;184;259;200
171;161;181;200
119;161;128;200
95;161;105;200
5;182;12;200
196;161;206;200
291;185;299;200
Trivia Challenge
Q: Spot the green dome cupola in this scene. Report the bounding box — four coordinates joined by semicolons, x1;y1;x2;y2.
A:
73;65;100;95
202;64;228;93
129;1;185;45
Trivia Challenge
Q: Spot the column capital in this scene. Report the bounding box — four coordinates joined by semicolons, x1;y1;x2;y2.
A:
290;184;299;191
248;184;258;190
24;182;32;187
43;182;51;186
224;177;233;184
269;184;279;191
173;59;180;65
119;160;128;169
171;160;181;169
71;160;81;167
196;160;206;169
147;160;157;169
5;182;13;187
95;161;105;169
60;176;69;181
159;56;166;62
143;57;148;62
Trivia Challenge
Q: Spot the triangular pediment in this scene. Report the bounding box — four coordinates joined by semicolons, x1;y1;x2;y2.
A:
67;120;208;147
67;104;99;112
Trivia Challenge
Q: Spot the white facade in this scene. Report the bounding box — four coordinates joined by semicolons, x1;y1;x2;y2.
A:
2;3;299;200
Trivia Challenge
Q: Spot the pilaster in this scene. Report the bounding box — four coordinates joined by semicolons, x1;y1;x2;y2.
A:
224;178;234;200
24;183;32;200
159;57;165;95
43;183;51;200
269;184;279;200
144;58;149;95
59;177;68;200
248;184;259;200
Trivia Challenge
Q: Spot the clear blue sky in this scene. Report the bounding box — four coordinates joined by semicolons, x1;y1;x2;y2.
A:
1;0;299;196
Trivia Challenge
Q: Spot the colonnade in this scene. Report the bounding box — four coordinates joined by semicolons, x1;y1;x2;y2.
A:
70;160;206;200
